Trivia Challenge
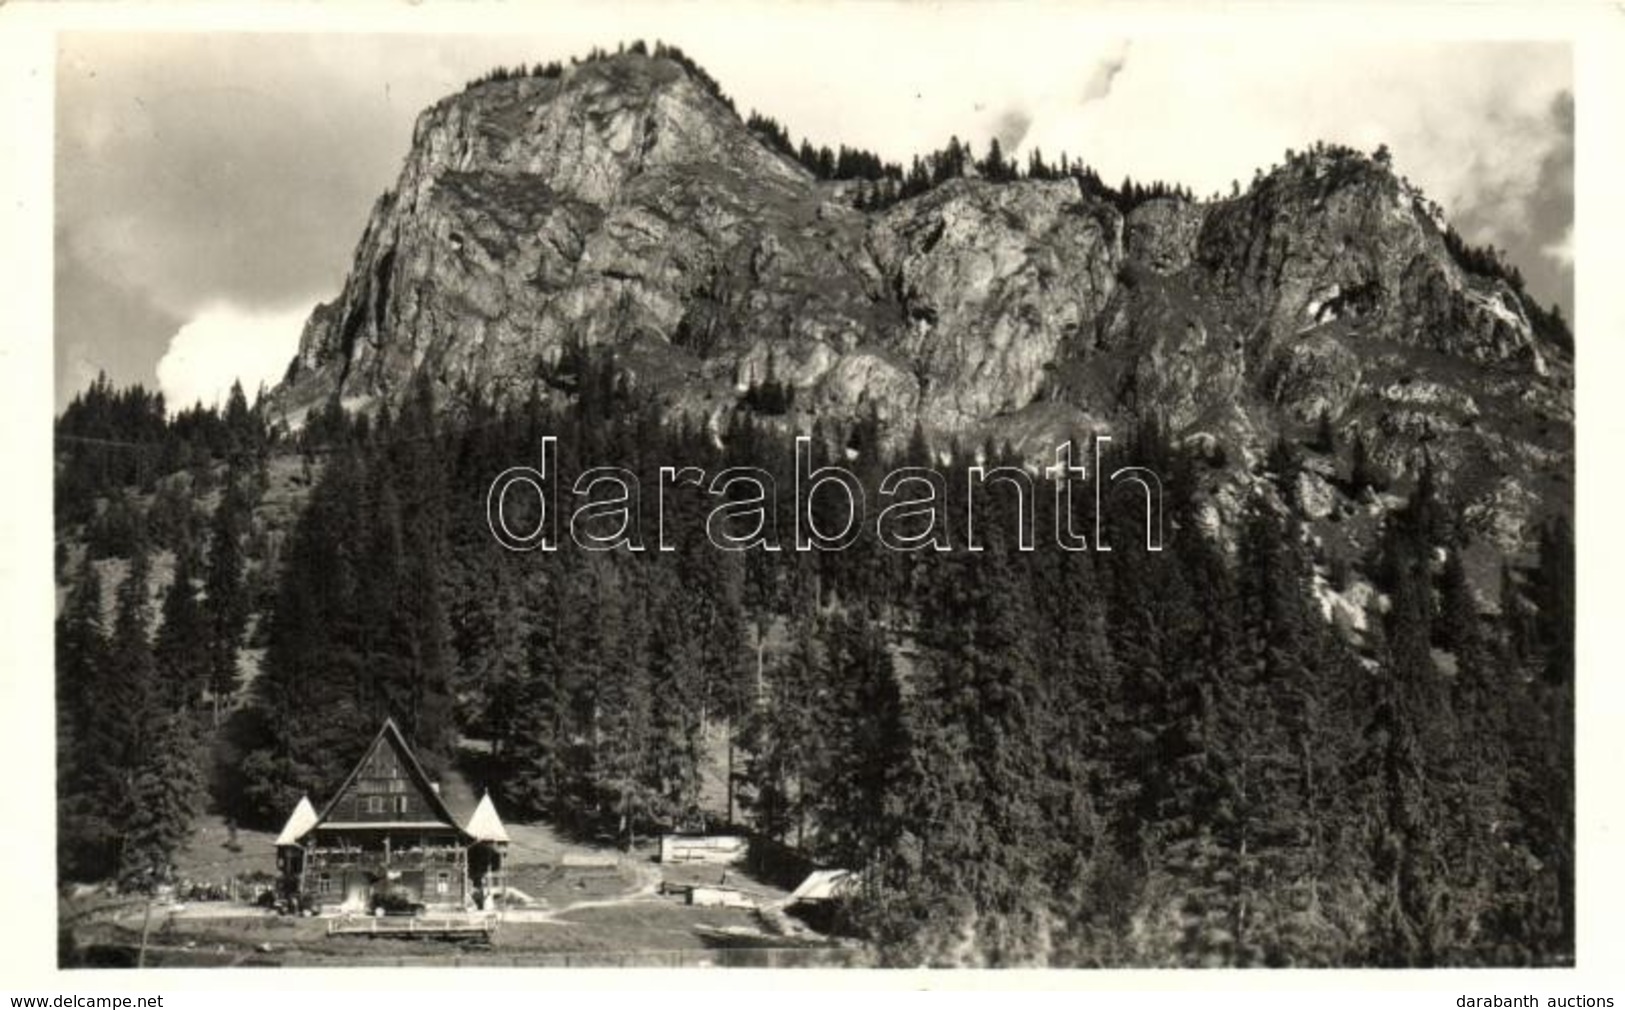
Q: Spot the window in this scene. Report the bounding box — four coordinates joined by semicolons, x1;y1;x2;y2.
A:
366;796;384;814
436;872;450;895
318;873;334;895
394;795;410;815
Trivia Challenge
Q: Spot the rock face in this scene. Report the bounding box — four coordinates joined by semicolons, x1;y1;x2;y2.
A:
270;51;1572;554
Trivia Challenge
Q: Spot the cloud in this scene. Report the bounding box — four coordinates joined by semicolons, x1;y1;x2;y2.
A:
56;26;1573;411
54;230;184;406
1020;41;1568;206
1016;39;1571;315
55;32;563;409
155;304;308;412
57;34;479;320
993;108;1035;153
1081;46;1129;103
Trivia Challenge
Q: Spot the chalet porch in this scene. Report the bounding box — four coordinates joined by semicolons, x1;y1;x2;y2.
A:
295;835;503;913
327;912;499;940
274;720;511;917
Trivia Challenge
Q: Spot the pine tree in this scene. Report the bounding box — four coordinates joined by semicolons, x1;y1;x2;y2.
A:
461;554;535;765
1350;430;1378;494
237;447;366;825
120;709;202;891
1505;517;1575;959
641;578;706;827
1499;563;1535;670
204;479;251;725
1435;543;1515;956
1532;517;1574;687
223;378;258;464
102;549;158;884
981;137;1007;181
381;374;458;766
596;562;654;847
741;602;820;844
499;565;574;819
886;530;1058;965
1230;505;1327;964
1314;409;1337;454
1362;511;1452;965
57;554;113;881
57;555;105;749
813;612;907;871
154;549;210;711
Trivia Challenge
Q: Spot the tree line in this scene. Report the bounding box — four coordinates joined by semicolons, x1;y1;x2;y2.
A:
462;42;1199;218
744;114;1198;217
56;466;257;886
49;355;1561;967
468;42;1571;354
53;341;1572;966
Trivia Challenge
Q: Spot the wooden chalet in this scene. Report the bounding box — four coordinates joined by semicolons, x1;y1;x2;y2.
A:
274;719;509;914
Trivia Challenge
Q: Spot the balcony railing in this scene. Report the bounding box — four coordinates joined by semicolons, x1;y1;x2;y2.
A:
306;848;466;871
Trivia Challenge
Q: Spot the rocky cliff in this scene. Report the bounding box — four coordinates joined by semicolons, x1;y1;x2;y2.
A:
270;50;1572;562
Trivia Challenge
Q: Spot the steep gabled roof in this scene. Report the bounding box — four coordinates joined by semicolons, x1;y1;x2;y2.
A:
313;718;465;834
787;868;858;903
464;791;510;843
275;795;319;846
433;767;481;828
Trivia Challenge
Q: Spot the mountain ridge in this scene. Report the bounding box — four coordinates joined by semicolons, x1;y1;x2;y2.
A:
267;47;1571;556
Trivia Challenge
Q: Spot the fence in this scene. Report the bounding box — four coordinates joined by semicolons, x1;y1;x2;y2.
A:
658;834;748;865
277;946;869;968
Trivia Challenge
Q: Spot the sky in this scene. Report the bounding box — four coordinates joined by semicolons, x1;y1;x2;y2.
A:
53;8;1575;414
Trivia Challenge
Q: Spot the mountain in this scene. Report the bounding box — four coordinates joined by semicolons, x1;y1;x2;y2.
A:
269;48;1572;557
57;47;1578;965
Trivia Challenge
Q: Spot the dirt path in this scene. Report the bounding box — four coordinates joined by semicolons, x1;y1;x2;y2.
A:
503;860;665;925
555;861;663;913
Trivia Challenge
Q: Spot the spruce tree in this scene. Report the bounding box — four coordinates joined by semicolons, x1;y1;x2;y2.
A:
1362;513;1452;965
103;549;158;884
120;709;202;891
384;373;458;765
639;528;713;828
239;446;366;824
57;554;111;881
154;549;210;711
814;611;907;870
1350;430;1376;494
596;562;654;847
1314;409;1337;454
204;480;251;725
499;566;573;819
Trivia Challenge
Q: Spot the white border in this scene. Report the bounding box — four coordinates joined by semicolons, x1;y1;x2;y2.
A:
3;0;1620;996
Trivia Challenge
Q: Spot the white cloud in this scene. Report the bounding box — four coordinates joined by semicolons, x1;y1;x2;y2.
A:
155;304;307;412
60;27;1572;407
1018;40;1570;223
1543;224;1574;268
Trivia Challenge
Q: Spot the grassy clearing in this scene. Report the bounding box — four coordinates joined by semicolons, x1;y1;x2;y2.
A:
170;813;280;888
74;897;763;962
66;798;807;966
536;901;759;951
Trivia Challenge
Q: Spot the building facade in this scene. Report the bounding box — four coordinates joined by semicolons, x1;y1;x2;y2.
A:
274;719;509;914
